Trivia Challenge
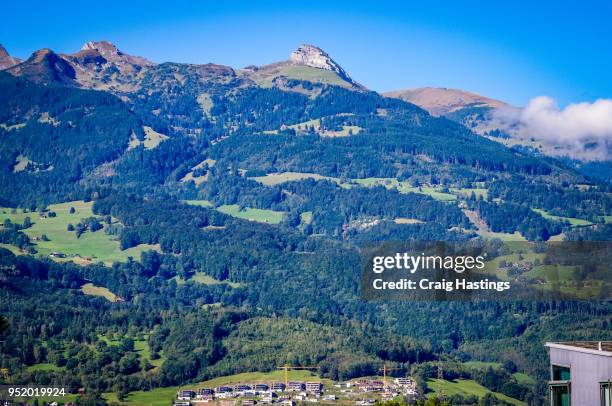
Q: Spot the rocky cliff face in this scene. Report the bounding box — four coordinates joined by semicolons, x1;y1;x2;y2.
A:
79;40;153;68
289;44;354;83
0;44;22;70
64;40;154;91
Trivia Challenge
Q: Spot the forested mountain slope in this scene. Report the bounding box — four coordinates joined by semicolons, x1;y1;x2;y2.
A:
0;42;610;404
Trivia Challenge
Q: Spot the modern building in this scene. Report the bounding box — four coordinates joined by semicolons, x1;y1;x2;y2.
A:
287;382;304;391
234;385;252;392
216;386;234;393
254;384;270;392
197;388;214;397
546;341;612;406
270;382;286;392
177;390;196;401
305;382;323;393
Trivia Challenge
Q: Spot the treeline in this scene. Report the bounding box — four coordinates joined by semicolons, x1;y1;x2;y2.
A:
0;72;140;207
0;248;435;397
467;198;563;241
487;179;611;222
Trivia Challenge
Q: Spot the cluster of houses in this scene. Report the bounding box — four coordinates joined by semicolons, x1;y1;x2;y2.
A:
173;377;418;406
175;381;324;406
339;378;418;398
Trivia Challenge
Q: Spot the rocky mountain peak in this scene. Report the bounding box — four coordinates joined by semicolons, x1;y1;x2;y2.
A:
0;44;22;70
289;44;353;83
78;40;153;67
81;40;121;57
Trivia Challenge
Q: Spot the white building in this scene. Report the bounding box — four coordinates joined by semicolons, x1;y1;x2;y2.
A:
546;341;612;406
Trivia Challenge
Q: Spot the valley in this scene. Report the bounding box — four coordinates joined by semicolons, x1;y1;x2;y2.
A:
0;38;609;406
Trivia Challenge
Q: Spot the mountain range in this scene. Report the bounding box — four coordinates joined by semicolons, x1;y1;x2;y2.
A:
3;41;609;163
0;39;611;404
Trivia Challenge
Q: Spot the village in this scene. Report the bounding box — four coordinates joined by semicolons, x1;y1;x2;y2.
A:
173;377;419;406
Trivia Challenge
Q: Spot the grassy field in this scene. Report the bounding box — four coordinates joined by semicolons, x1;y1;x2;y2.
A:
252;65;353;89
142;126;169;149
180;158;216;186
128;126;169;150
451;187;488;199
81;283;118;302
463;361;535;386
287;118;321;132
0;201;160;265
512;372;535;386
183;199;214;208
183;200;286;224
103;370;328;406
0;242;23;255
351;178;457;201
463;209;528;242
300;211;313;224
522;264;577;281
173;272;242;288
463;361;502;370
13;154;31;172
532;208;592;227
481;252;543;280
475;229;526;241
250;171;341;186
99;334;164;368
426;379;524;405
321;125;362;137
217;205;285;224
26;362;66;372
393;218;423;224
197;93;213;116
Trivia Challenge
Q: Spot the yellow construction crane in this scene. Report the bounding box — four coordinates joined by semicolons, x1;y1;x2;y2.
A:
378;364;401;387
276;365;319;387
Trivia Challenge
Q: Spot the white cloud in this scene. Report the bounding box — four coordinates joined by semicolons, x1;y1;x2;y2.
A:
520;96;612;142
492;97;612;160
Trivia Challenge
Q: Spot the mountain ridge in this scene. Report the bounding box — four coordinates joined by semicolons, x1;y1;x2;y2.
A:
383;87;508;116
0;44;21;70
2;41;362;92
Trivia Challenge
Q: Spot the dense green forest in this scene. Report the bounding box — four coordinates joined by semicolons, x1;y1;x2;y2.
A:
0;53;610;406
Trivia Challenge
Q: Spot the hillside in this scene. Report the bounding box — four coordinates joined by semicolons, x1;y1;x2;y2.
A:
0;41;610;406
384;87;507;116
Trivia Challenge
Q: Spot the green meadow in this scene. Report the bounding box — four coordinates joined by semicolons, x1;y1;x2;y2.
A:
80;283;118;302
99;334;165;369
103;370;328;406
217;205;286;224
0;201;160;265
532;208;592;226
426;379;524;405
173;272;243;288
251;171;341;186
351;177;458;201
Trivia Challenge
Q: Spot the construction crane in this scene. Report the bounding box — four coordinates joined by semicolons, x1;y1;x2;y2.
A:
277;365;319;387
378;364;401;388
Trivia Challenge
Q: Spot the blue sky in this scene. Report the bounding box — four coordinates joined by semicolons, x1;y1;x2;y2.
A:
2;0;611;106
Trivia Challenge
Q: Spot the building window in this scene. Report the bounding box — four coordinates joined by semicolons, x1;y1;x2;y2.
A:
552;365;571;381
602;382;612;406
550;384;571;406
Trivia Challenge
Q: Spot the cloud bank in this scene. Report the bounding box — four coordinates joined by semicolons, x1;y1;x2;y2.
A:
493;97;612;160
